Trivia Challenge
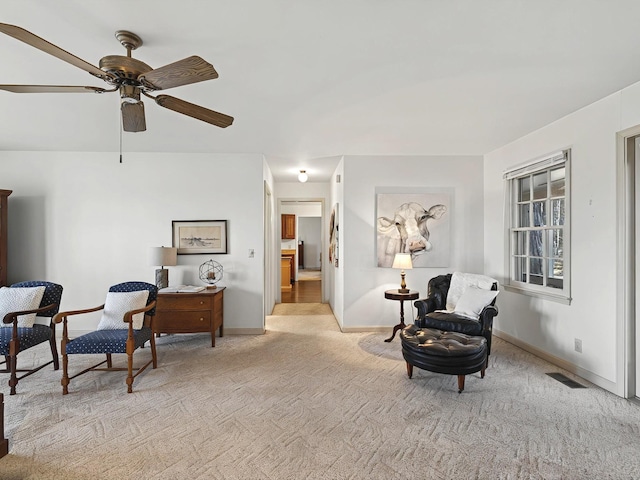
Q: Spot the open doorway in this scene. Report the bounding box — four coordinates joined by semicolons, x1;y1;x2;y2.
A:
280;200;323;304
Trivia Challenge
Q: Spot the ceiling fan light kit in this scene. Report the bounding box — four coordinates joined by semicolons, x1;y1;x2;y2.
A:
0;23;234;133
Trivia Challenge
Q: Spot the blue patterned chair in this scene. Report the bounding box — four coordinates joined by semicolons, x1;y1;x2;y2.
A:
0;281;64;395
53;282;158;394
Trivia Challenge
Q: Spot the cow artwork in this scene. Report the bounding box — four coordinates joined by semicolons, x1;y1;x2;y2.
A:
376;193;450;268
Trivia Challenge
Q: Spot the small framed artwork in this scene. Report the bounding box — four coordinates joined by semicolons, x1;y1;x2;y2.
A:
172;220;228;255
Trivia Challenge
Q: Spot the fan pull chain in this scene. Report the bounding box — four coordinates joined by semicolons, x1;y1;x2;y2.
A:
119;112;123;164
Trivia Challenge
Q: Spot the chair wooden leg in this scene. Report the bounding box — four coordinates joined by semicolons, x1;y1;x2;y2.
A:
150;335;157;369
481;367;486;379
8;355;17;396
406;362;413;379
457;375;465;393
8;338;18;395
61;352;69;395
126;352;134;394
49;334;59;370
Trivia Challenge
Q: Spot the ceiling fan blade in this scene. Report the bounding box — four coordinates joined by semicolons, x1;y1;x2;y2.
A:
121;101;147;132
0;23;115;81
0;84;109;93
139;56;218;91
154;94;233;128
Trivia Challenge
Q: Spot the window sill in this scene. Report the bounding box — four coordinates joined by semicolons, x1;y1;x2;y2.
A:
503;284;572;305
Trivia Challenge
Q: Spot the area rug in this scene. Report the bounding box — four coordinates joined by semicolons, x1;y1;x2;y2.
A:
297;269;321;281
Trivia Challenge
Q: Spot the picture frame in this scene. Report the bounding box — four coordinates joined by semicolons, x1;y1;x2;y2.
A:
329;203;339;267
375;188;452;268
172;220;228;255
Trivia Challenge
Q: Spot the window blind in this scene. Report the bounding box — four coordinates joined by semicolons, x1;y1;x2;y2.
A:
503;150;568;180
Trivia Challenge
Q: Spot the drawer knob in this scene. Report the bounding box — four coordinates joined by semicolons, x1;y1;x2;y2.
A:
200;301;204;305
200;317;204;321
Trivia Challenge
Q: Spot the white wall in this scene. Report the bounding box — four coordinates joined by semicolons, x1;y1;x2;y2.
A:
484;80;640;395
1;151;266;334
341;155;485;331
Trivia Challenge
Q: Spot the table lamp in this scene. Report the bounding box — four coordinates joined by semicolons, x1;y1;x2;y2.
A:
392;253;412;293
149;246;177;289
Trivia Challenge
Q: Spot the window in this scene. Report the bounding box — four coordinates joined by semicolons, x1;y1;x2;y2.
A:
504;150;570;303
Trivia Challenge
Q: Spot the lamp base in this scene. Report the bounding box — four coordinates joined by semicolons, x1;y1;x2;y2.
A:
155;268;169;289
397;288;410;293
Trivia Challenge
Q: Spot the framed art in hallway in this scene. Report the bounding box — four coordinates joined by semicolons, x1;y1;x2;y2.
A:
329;203;339;267
375;188;451;268
172;220;228;255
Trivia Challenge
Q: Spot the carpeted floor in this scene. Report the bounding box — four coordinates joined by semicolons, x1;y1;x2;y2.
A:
271;302;332;315
1;314;640;479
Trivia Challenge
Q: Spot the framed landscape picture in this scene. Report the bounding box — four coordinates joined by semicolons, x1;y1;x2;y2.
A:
172;220;228;255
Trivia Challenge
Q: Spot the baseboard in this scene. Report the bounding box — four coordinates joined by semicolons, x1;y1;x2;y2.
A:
493;329;617;393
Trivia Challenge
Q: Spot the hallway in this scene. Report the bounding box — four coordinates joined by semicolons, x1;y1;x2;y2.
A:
281;278;321;303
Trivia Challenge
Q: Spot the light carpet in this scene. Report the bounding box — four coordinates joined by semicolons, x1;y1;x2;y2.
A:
1;314;640;479
271;303;332;316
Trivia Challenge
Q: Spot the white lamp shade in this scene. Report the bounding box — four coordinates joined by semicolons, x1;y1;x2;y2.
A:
392;253;413;270
298;170;308;182
149;247;178;267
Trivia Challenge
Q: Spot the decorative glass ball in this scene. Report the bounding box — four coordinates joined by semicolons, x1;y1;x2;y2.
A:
199;259;223;286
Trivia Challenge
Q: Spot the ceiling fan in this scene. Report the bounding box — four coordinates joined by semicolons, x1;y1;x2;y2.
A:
0;23;234;132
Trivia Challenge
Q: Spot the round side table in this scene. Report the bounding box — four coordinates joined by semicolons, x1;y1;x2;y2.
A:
384;289;419;342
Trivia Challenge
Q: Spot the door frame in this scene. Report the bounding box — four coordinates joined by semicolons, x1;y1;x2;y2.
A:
277;198;325;304
616;125;638;398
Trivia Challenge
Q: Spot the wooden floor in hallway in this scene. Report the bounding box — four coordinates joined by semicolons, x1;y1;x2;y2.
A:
281;279;321;303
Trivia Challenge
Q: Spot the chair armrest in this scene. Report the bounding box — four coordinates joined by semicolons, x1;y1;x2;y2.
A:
479;304;498;334
122;300;156;324
414;298;439;327
414;298;438;316
2;303;59;325
53;304;105;324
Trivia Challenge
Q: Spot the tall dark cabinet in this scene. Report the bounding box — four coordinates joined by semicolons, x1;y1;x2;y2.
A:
0;190;11;287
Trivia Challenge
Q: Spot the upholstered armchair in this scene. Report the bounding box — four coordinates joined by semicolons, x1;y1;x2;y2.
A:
0;281;64;395
53;281;158;394
414;273;499;358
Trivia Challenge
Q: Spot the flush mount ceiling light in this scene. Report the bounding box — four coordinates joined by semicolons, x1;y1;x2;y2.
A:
298;170;308;183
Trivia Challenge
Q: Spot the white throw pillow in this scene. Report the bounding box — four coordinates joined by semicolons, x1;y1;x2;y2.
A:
445;272;498;311
97;290;150;330
0;286;46;328
454;287;499;319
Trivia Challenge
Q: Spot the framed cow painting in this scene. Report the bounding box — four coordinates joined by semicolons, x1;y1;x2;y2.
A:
376;190;451;268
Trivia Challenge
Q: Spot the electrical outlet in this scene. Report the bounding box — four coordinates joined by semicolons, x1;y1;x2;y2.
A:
574;338;582;353
248;249;255;258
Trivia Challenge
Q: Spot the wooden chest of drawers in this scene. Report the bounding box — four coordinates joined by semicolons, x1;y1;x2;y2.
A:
154;287;224;347
1;393;7;458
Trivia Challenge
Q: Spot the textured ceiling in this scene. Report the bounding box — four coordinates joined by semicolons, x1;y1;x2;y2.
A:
2;0;640;181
